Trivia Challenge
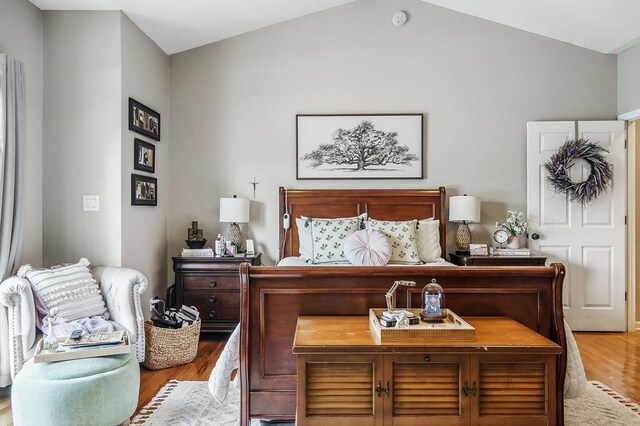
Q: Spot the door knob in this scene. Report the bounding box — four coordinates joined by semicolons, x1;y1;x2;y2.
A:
531;233;540;240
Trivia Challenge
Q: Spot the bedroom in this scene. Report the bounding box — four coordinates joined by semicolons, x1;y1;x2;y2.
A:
0;0;639;425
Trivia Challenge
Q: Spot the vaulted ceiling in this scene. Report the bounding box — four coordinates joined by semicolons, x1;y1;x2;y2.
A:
29;0;640;55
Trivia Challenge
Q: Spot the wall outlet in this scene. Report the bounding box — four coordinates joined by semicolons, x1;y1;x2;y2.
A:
150;296;160;313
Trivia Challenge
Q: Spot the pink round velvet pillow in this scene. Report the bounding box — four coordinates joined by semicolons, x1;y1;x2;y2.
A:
344;229;392;266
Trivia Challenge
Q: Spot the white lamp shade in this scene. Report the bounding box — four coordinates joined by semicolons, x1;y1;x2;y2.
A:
219;197;250;223
449;195;481;223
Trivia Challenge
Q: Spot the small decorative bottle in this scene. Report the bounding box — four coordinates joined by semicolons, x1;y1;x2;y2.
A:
420;278;447;322
43;313;59;352
215;233;223;257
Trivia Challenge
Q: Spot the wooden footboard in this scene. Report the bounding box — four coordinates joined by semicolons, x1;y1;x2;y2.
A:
239;263;566;426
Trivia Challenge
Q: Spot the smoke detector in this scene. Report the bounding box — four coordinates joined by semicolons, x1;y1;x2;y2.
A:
392;11;408;27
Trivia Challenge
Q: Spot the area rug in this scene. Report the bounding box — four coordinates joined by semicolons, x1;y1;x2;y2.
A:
132;380;640;426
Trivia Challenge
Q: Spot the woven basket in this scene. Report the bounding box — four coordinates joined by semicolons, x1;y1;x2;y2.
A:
142;319;201;370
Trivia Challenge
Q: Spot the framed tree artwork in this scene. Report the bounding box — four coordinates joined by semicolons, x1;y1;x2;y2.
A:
129;98;160;141
296;113;423;180
134;138;155;173
131;174;157;206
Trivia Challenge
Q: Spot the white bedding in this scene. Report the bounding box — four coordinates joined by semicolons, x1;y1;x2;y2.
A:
277;256;455;267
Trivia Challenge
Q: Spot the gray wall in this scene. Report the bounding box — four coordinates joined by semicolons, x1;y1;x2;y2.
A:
43;11;122;267
0;0;43;268
169;0;618;264
120;13;170;307
619;42;640;115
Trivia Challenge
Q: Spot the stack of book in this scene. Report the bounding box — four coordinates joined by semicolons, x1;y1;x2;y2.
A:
181;247;214;257
492;248;531;256
61;330;126;349
469;244;488;256
35;330;131;363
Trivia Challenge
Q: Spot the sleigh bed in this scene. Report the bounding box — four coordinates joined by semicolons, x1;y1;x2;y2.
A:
238;188;566;425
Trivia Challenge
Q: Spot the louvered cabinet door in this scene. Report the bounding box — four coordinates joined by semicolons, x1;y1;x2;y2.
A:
384;354;469;426
296;354;384;426
470;355;557;426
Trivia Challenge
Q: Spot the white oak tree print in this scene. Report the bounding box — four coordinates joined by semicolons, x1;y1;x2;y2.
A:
302;121;418;171
297;114;423;179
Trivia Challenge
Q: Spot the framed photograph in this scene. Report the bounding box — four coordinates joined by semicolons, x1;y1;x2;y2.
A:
134;138;155;173
296;113;423;180
424;294;441;315
129;98;160;141
131;174;157;206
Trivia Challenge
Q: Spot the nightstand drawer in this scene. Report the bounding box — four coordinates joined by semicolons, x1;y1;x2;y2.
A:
183;275;238;290
189;304;239;321
183;290;239;307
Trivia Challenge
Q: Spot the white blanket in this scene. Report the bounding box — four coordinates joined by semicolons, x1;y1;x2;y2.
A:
564;319;587;399
277;256;455;267
208;324;240;404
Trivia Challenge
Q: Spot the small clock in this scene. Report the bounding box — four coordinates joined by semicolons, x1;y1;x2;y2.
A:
493;229;509;245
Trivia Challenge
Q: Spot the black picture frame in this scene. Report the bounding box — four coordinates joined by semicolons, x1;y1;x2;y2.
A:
134;138;156;174
129;98;160;141
131;174;157;206
296;113;424;180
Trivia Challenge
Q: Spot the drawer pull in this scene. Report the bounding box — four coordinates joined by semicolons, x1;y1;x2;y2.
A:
208;310;216;318
384;381;390;398
424;356;430;363
208;280;217;287
209;295;217;303
375;381;382;397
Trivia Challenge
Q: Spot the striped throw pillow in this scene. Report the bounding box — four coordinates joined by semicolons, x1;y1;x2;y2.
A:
18;258;108;321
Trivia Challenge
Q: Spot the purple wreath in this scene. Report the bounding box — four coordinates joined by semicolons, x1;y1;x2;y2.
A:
544;139;613;205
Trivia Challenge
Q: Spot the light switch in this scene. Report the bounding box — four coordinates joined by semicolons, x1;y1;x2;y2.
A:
83;195;99;212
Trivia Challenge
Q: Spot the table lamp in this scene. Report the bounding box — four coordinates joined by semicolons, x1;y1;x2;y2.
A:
449;194;481;254
219;195;250;250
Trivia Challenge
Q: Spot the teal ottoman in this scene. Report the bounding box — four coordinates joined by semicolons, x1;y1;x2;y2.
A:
12;353;139;426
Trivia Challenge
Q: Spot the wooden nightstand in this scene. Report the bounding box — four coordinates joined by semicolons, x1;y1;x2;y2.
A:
449;252;546;267
172;254;261;333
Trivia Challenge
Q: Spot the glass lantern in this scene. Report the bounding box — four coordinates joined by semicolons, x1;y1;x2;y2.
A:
420;278;447;322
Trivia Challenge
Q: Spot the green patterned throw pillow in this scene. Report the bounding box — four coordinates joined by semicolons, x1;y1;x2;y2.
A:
367;218;421;264
310;217;360;264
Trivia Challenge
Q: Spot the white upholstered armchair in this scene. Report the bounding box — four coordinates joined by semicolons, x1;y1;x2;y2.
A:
0;265;148;387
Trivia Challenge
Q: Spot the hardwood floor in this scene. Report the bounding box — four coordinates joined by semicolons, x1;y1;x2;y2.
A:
573;331;640;402
1;331;639;425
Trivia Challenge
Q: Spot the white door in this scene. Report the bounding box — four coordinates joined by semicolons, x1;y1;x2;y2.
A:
527;121;626;331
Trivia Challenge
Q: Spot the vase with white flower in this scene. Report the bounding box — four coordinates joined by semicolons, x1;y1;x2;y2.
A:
496;211;528;249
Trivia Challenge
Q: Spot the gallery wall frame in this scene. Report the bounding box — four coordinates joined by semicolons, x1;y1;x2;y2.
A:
134;138;156;174
129;98;160;141
131;173;157;206
296;113;424;180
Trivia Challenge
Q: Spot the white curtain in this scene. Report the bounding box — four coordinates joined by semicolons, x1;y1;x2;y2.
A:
0;54;25;388
0;54;25;281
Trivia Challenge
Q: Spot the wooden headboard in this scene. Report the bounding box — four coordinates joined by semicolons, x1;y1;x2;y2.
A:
278;187;447;259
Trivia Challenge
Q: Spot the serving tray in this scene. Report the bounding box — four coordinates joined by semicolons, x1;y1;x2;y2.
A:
34;332;131;363
369;308;475;343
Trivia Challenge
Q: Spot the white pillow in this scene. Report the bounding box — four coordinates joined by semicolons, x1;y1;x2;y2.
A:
297;214;366;261
18;258;108;321
295;217;313;260
310;217;360;264
367;218;421;265
344;229;392;266
416;219;442;262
